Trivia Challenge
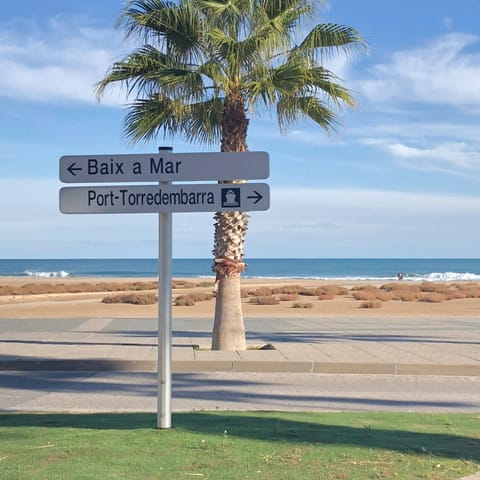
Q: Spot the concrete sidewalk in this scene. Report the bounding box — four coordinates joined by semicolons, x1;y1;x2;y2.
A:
0;316;479;375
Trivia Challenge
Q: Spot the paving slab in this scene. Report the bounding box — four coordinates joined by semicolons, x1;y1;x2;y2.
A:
0;316;479;376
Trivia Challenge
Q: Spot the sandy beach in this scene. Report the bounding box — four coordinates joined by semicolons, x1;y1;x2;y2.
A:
0;276;479;319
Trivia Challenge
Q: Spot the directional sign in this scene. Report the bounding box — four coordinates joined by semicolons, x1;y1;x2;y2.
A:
59;183;269;214
60;151;269;183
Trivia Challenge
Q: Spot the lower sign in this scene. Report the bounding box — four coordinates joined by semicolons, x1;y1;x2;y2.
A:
60;183;269;214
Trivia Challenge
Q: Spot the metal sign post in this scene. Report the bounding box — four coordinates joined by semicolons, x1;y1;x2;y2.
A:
157;147;172;429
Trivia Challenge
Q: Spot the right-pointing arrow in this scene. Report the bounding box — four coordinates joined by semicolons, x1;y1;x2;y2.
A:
247;190;263;204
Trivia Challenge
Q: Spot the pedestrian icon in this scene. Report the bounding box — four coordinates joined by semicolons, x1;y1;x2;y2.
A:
221;188;241;208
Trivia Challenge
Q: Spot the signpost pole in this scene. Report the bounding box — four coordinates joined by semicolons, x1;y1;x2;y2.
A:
157;147;173;429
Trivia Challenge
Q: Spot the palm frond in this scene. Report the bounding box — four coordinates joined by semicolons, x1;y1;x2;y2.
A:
124;95;224;145
276;94;339;134
181;98;224;144
119;0;206;62
124;95;184;143
295;23;368;60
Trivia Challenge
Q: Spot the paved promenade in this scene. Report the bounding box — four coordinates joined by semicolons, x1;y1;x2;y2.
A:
0;316;479;375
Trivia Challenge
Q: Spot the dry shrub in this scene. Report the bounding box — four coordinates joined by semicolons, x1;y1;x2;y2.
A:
298;288;316;296
240;287;273;298
352;291;377;301
381;283;420;294
174;293;213;306
380;283;421;301
359;301;382;309
314;285;347;296
460;286;480;298
352;286;392;302
82;281;157;293
292;302;313;309
318;292;335;301
352;285;380;293
416;282;480;301
251;287;274;297
22;283;51;295
197;280;215;288
132;281;158;291
65;282;92;293
375;291;393;302
279;294;299;301
0;280;161;297
273;285;301;295
98;282;124;292
191;293;213;301
390;291;419;302
445;290;467;300
249;296;280;305
418;292;447;303
0;286;13;295
419;282;450;294
0;283;55;296
330;285;349;296
102;293;157;305
174;294;196;306
172;280;195;289
452;283;480;296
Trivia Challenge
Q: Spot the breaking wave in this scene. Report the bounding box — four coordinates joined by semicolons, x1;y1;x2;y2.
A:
25;270;70;278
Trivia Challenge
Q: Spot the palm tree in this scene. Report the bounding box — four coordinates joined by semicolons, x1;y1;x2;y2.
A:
96;0;366;350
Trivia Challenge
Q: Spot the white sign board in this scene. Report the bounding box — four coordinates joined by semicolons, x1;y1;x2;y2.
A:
60;151;269;183
60;183;269;214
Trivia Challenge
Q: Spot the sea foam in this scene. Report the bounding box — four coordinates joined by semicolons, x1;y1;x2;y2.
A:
25;270;70;278
424;272;480;282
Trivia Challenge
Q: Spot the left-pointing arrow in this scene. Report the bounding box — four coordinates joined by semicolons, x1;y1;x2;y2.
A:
247;190;263;204
67;163;82;176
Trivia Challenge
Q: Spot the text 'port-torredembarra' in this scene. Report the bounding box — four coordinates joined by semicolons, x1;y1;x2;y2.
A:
59;183;270;214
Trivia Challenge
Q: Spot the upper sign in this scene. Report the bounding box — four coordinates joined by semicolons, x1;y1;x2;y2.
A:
59;183;270;214
59;151;269;183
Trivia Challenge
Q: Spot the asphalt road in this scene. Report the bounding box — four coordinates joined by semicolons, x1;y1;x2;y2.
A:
1;371;480;413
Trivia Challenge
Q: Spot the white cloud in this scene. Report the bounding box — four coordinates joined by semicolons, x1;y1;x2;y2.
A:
354;121;480;145
384;142;480;173
360;33;480;108
0;17;125;105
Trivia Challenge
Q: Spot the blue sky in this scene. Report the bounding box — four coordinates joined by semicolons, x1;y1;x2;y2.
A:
1;0;480;259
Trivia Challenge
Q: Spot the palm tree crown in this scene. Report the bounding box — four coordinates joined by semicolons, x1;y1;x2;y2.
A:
96;0;365;146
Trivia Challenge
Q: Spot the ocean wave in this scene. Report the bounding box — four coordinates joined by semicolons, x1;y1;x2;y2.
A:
25;270;70;278
423;272;480;282
244;272;480;282
244;275;399;281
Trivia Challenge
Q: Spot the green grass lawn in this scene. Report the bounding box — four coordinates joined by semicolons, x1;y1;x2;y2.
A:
1;411;479;479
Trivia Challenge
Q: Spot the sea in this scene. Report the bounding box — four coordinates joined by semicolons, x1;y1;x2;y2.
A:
0;258;480;282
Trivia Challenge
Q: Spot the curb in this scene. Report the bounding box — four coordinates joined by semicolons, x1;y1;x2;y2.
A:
1;359;479;376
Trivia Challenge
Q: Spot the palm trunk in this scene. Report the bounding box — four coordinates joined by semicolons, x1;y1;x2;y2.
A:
211;272;245;350
211;92;249;350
